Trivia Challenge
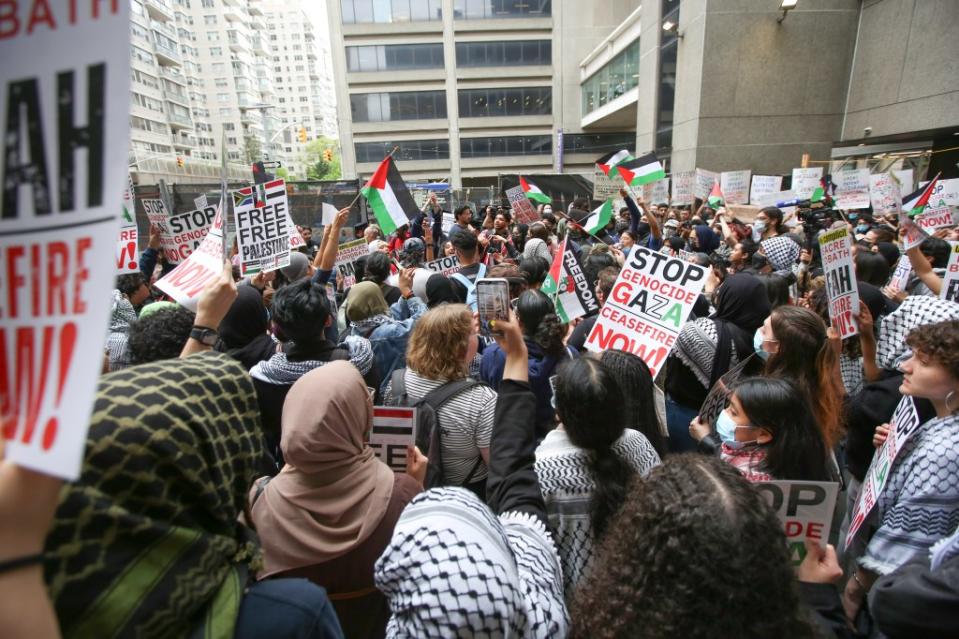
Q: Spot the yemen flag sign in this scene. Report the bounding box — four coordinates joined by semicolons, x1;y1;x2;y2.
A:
361;157;418;235
584;199;614;236
616;153;666;187
520;176;552;204
902;174;941;217
542;238;600;323
596;149;633;176
707;181;724;207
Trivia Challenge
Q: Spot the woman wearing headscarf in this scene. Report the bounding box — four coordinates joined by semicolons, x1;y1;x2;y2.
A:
690;225;721;254
251;361;424;639
760;235;801;276
424;273;459;308
523;236;553;264
665;273;771;452
43;353;343;639
216;284;277;369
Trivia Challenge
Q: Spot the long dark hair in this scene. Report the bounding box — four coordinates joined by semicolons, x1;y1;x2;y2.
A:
571;455;816;639
598;350;667;457
732;378;830;481
555;357;635;538
515;290;566;358
363;251;391;286
854;251;891;287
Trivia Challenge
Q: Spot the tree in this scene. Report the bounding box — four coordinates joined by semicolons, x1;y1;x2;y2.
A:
243;135;262;164
303;137;341;181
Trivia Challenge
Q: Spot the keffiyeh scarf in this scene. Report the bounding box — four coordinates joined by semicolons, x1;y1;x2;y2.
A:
106;290;138;371
876;296;959;371
760;235;800;272
673;318;740;389
374;487;569;638
251;335;374;384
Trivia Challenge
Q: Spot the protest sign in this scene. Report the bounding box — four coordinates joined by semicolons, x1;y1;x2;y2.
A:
727;204;762;224
592;169;621;201
167;204;217;262
506;184;539;225
321;202;339;226
791;167;823;199
334;238;368;288
845;396;922;550
442;213;455;235
942;242;959;303
914;208;956;234
818;227;860;338
899;211;927;251
194;194;209;210
424;254;462;277
542;238;600;323
143;198;178;262
671;171;695;205
834;169;871;210
750;175;783;205
585;247;707;376
893;169;914;195
156;204;227;312
869;173;902;215
370;407;416;472
694;169;719;201
756;481;839;565
117;176;140;274
233;180;292;276
642;178;670;205
0;3;130;479
889;254;912;291
720;170;751;205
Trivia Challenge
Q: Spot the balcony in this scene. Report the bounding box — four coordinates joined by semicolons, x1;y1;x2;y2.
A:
144;0;173;22
223;6;244;22
159;66;188;85
251;34;268;55
168;112;194;130
153;40;182;66
164;87;190;106
227;31;250;52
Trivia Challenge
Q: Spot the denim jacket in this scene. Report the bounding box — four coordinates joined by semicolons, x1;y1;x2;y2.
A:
349;295;427;395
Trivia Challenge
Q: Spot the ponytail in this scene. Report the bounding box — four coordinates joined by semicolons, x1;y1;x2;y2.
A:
585;448;636;537
516;290;568;358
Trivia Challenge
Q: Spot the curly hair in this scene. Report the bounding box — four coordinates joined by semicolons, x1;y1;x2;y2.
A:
405;304;472;381
115;273;146;297
570;455;817;639
906;319;959;380
127;306;195;365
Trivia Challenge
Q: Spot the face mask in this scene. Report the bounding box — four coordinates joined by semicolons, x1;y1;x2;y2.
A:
753;220;766;233
716;409;757;450
856;224;869;233
754;327;770;360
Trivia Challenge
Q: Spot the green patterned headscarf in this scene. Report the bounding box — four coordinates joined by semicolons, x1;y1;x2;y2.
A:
44;352;263;639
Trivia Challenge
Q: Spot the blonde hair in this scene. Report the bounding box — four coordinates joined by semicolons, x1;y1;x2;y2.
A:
406;304;473;381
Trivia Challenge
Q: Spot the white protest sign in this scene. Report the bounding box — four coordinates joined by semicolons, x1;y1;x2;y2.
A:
942;242;959;303
671;171;695;205
869;173;903;215
194;194;208;210
233;180;292;276
720;170;751;205
585;247;707;377
156;205;226;312
143;198;178;263
334;238;368;288
592;169;620;201
694;168;719;200
321;202;339;226
834;169;871;210
845;397;922;550
370;407;417;472
424;254;462;277
818;227;860;338
890;254;912;291
642;178;670;204
117;175;140;274
899;211;928;251
756;481;839;565
506;184;539;225
750;175;783;205
893;169;914;195
166;205;217;262
791;167;823;199
914;208;956;234
442;213;454;235
0;3;130;479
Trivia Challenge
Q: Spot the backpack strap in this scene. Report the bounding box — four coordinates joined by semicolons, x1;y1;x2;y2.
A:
449;272;471;288
476;263;487;279
420;378;481;410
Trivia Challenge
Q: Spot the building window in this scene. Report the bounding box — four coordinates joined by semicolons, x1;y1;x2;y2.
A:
562;133;636;155
341;0;443;24
460;135;552;158
350;91;447;122
581;38;640;116
458;87;551;118
455;40;550;67
452;0;550;19
346;43;444;72
354;139;449;162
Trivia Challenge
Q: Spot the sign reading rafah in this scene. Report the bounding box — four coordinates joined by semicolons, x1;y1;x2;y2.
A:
818;227;860;338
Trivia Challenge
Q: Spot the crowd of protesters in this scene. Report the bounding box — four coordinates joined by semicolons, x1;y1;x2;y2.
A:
3;180;959;639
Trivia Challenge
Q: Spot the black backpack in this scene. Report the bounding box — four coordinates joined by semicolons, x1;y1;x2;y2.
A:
389;368;485;489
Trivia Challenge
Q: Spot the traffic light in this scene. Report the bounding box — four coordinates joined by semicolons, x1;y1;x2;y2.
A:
323;148;333;162
176;156;184;168
298;127;307;143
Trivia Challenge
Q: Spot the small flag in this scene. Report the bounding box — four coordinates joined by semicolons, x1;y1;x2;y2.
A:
583;199;614;236
616;153;666;187
902;174;941;218
360;157;419;235
595;149;634;176
542;238;600;323
707;181;724;208
519;176;552;204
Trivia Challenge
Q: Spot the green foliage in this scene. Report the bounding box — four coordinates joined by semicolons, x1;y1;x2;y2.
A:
303;137;342;181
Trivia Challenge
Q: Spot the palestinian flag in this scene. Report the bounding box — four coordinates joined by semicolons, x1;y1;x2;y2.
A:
902;173;941;217
616;153;666;186
519;176;552;204
595;149;633;176
584;199;614;236
707;181;724;208
542;238;600;323
360;157;418;235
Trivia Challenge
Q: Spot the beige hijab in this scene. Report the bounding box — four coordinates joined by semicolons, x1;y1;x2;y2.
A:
251;360;395;577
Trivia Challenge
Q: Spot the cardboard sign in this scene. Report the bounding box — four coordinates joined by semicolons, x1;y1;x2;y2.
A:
593;169;621;201
942;242;959;303
506;184;540;225
869;173;903;215
889;254;912;291
117;175;140;274
642;178;670;205
791;167;823;199
845;396;922;550
750;175;783;205
424;254;462;277
0;3;130;479
756;481;840;565
585;247;707;377
694;169;719;200
671;171;695;205
818;227;860;338
834;169;871;210
156;204;226;312
334;238;368;288
720;170;751;205
370;407;417;472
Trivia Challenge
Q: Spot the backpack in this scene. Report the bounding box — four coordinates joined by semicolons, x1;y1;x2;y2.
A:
449;263;487;311
389;368;485;489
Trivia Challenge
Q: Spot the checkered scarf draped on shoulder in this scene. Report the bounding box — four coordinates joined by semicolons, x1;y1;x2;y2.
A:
44;352;263;639
876;296;959;371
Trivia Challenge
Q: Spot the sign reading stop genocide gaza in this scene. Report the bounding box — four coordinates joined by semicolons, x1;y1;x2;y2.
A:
585;247;707;376
0;2;130;478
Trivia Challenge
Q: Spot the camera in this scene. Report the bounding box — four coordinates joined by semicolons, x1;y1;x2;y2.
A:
797;206;841;233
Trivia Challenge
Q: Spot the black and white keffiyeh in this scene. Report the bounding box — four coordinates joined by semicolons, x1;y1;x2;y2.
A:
760;235;800;272
374;487;569;638
250;335;374;384
673;318;740;389
876;296;959;371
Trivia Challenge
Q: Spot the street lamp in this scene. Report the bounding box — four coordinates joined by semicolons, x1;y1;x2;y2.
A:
777;0;798;24
662;19;683;39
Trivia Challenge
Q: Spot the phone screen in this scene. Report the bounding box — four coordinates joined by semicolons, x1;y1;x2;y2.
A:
476;278;510;337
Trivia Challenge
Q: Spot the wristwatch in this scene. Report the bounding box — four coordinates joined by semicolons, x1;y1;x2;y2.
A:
190;325;219;346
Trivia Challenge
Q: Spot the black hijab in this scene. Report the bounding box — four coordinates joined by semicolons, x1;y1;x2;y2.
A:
710;273;771;386
425;274;459;308
216;284;276;369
